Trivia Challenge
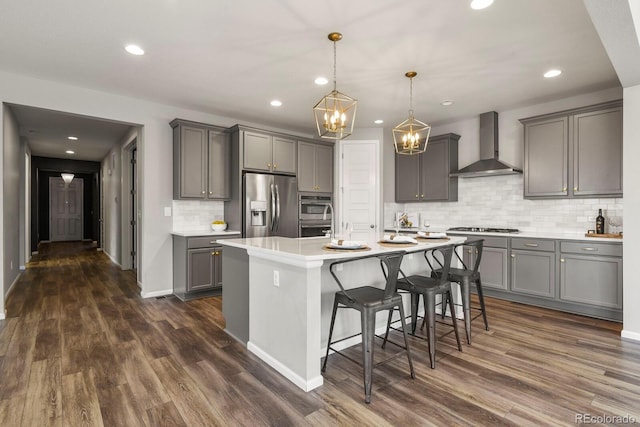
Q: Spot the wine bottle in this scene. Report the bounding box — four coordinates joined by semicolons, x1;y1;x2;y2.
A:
596;209;605;234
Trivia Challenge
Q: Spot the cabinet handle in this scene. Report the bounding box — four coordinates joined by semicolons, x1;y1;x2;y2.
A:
211;251;216;256
524;243;538;247
511;254;515;258
209;191;213;195
582;247;598;251
421;194;424;198
574;187;578;191
202;191;205;195
267;163;271;168
560;258;565;262
273;164;278;169
562;187;567;192
415;194;419;198
467;249;472;254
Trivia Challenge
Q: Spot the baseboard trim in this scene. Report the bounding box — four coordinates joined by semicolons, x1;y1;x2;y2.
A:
621;329;640;342
103;250;122;268
5;271;23;300
141;289;173;298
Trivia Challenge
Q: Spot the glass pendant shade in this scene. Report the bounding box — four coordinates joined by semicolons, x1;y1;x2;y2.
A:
313;32;357;140
393;71;430;155
61;173;74;185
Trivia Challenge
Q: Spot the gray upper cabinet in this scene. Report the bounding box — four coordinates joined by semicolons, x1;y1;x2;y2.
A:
171;119;230;200
297;140;333;193
395;133;459;202
243;130;296;174
521;100;622;199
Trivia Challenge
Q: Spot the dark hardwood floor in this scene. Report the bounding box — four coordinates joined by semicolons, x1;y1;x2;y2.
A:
1;241;639;426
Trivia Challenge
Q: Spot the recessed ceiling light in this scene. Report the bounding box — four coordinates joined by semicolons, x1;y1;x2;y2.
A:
65;150;75;154
125;44;145;56
440;100;454;106
67;136;78;140
314;77;329;85
374;119;384;124
544;69;562;78
470;0;494;10
270;100;282;107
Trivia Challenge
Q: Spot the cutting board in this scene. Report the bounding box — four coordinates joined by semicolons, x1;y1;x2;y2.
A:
585;233;622;238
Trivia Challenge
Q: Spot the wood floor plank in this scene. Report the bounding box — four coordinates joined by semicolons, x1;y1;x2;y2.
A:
0;396;25;427
34;318;61;361
61;371;105;427
95;384;147;427
21;358;62;427
145;401;188;427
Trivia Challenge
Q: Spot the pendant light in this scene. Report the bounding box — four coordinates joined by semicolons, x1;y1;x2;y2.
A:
61;173;74;185
313;32;357;140
393;71;430;155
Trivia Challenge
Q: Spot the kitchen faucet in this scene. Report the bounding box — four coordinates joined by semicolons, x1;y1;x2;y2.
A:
323;203;334;240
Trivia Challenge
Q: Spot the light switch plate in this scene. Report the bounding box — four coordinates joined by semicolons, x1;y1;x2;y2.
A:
164;207;172;217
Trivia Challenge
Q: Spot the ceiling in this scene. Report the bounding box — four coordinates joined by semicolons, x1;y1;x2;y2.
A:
0;0;625;161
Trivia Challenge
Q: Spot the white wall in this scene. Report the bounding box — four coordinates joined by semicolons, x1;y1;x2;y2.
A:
102;146;122;265
2;104;22;317
0;70;289;299
622;84;640;340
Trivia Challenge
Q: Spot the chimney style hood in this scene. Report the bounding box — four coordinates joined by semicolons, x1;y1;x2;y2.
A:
450;111;522;178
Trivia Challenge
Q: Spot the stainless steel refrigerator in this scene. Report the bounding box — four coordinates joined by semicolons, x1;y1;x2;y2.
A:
243;172;298;238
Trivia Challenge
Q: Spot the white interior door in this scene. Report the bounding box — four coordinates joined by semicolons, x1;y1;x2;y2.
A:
339;140;380;242
49;177;83;241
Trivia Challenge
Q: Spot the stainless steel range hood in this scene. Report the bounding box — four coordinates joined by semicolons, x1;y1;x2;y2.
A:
450;111;522;178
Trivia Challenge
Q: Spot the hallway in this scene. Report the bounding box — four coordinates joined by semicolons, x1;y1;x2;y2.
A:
0;242;639;426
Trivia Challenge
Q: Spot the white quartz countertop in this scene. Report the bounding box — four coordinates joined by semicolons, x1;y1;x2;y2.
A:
216;235;466;263
171;230;241;237
386;228;623;243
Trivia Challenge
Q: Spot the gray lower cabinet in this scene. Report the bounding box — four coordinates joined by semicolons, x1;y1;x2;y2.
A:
559;241;622;318
520;100;622;199
395;133;459;202
297;140;333;192
461;236;508;291
510;239;556;298
173;235;234;300
171;119;230;200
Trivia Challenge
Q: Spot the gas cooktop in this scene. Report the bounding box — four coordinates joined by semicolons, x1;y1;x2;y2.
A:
447;227;520;233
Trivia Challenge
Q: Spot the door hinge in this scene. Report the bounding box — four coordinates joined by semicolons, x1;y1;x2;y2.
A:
130;250;136;256
130;189;136;195
131;158;137;165
130;220;136;226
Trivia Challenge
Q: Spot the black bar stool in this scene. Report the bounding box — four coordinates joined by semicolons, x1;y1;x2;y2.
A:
322;251;415;404
385;245;462;369
432;239;489;344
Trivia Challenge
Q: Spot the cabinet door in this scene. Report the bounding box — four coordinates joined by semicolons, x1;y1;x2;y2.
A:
559;254;622;308
421;140;448;201
212;246;223;288
179;126;207;198
272;136;296;173
478;247;508;290
395;153;420;202
315;144;333;192
297;141;316;192
208;129;230;199
573;107;622;196
524;117;569;197
244;131;272;171
510;250;555;298
187;248;215;292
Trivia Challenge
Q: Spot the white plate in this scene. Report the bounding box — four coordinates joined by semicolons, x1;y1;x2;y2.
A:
326;242;366;250
417;233;447;239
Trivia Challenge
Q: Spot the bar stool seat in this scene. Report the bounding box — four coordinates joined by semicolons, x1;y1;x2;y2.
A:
385;245;462;369
322;251;415;404
431;239;489;345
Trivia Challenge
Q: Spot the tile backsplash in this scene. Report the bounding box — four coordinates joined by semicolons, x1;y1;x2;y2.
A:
385;174;623;234
172;200;225;231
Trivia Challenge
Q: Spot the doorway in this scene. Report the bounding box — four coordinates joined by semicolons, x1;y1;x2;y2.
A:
338;140;380;242
130;145;137;271
49;176;84;241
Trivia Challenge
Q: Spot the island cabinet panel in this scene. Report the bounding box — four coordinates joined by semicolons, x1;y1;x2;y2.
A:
559;241;622;310
171;119;230;200
461;237;508;291
243;130;296;174
297;140;333;193
395;133;459;202
521;100;622;199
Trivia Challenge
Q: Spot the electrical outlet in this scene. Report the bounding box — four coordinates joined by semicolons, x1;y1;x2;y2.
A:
273;270;280;287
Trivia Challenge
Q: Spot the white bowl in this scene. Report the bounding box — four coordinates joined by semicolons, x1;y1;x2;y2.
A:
211;223;227;231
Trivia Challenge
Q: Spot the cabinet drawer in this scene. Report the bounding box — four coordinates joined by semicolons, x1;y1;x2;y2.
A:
511;238;555;252
560;241;622;257
187;236;233;249
447;234;507;248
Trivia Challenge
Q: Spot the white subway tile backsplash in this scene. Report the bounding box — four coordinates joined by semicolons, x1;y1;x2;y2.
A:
172;200;225;232
386;174;623;234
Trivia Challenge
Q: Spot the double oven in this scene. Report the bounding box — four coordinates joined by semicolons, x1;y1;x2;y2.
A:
298;194;332;238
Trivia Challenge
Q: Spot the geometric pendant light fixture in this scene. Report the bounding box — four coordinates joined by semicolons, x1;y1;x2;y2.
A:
61;172;75;185
393;71;431;155
313;32;357;140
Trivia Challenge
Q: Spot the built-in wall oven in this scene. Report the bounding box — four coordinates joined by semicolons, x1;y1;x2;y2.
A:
299;194;332;237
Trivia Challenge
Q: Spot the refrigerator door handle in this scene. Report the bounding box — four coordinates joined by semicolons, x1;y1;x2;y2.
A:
270;183;276;232
274;184;281;231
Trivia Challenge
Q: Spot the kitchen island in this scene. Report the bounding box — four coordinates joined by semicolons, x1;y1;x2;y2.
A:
217;235;465;392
